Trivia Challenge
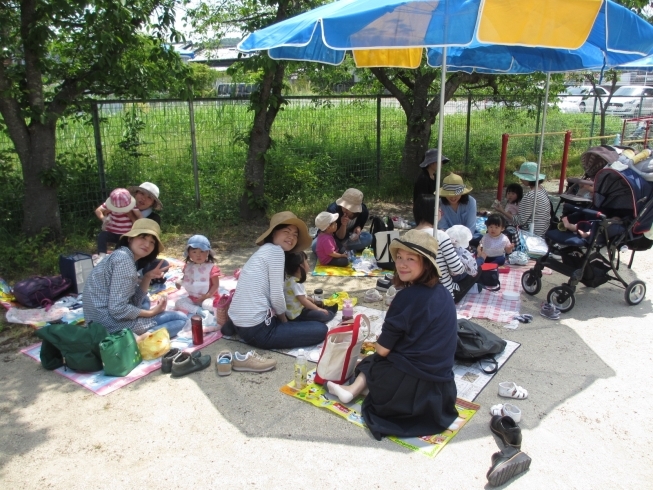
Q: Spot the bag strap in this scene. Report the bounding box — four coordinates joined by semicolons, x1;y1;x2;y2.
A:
478;357;499;374
377;232;393;260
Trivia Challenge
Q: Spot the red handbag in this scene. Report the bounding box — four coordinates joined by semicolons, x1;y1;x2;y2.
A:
213;290;235;326
314;314;370;385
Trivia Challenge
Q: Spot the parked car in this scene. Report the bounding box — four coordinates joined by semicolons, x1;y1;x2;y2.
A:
557;85;610;113
605;86;653;117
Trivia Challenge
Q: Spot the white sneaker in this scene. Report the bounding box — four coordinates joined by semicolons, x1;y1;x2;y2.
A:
385;286;397;306
364;289;382;302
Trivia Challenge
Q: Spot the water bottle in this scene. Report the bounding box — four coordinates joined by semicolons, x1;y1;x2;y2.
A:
342;299;354;322
614;133;621;145
294;349;307;390
191;314;203;345
362;247;374;261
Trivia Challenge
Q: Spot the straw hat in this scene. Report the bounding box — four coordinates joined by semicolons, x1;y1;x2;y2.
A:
335;188;363;213
315;212;339;232
121;219;164;251
129;182;163;210
439;173;473;197
389;229;441;277
419;149;450;168
255;211;312;253
513;162;546;182
105;188;136;213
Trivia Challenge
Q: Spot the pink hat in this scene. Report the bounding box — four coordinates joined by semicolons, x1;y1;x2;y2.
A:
105;188;136;213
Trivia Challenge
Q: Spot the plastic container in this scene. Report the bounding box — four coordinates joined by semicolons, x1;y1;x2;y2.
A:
313;289;324;307
294;349;307;390
342;299;354;322
191;315;203;345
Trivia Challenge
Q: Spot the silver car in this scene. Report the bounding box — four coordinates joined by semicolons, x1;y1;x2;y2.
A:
605;86;653;117
558;85;609;113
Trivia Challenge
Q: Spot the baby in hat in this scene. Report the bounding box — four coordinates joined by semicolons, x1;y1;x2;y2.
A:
315;211;350;267
95;188;141;259
174;235;221;315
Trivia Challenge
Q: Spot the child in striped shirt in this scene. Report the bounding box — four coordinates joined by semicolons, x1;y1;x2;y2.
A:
95;188;142;259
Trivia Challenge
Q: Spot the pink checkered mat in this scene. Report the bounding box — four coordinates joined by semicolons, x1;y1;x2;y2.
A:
455;264;529;323
21;331;222;396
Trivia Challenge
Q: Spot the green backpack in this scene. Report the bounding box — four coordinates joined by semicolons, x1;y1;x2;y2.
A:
35;322;108;372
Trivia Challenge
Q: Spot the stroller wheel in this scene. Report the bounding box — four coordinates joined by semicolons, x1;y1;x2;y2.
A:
547;285;576;313
625;280;646;306
521;269;542;295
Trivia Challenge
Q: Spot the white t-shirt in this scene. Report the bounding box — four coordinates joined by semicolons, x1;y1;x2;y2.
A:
284;275;307;320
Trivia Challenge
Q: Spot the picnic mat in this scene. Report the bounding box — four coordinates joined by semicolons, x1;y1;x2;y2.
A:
456;264;528;323
281;371;480;458
312;260;392;277
21;331;222;396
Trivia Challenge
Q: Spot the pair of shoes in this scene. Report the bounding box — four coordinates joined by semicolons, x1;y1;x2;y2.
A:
486;446;532;487
490;403;522;423
162;348;203;373
385;286;396;306
513;314;533;324
216;350;233;376
490;415;522;449
540;302;561;320
364;289;382;302
233;351;276;372
170;351;212;378
376;278;391;292
498;381;528;399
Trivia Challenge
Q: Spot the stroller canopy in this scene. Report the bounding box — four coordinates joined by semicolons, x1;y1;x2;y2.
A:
581;146;619;179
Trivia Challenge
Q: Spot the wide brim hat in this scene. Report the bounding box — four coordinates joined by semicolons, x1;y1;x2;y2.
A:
105;189;136;213
255;211;312;253
121;218;164;251
513;161;546;182
335;188;363;214
129;182;163;210
389;229;442;277
439;173;473;197
420;149;450;168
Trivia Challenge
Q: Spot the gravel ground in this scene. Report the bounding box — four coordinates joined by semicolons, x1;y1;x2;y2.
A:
1;190;652;489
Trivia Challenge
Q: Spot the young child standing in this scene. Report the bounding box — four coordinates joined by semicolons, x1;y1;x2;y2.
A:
315;212;350;267
284;251;337;324
479;215;514;266
95;188;142;259
174;235;221;314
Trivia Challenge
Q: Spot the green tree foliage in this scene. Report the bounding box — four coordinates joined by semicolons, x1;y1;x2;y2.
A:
0;0;190;238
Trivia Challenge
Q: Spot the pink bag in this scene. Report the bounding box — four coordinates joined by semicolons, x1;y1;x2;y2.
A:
213;290;235;326
314;314;370;385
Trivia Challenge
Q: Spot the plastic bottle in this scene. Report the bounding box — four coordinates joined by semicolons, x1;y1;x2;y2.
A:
191;314;203;345
313;289;324;307
342;299;354;322
294;349;307;390
614;133;621;145
362;247;374;261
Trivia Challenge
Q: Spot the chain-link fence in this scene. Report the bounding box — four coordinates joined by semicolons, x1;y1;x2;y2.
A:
0;93;648;234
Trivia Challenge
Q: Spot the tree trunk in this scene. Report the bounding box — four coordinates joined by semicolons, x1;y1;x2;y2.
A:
239;60;286;220
22;123;62;238
401;106;436;181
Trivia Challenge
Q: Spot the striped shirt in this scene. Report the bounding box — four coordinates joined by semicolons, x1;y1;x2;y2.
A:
417;227;466;297
228;243;287;327
102;204;133;234
513;188;552;237
83;247;154;335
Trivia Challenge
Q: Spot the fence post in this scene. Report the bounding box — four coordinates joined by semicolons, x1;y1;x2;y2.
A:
533;95;542;155
559;131;572;194
498;133;509;201
465;92;472;165
90;102;107;197
376;96;381;185
188;98;201;209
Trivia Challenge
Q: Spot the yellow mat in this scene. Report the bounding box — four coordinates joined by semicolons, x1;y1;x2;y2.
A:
281;371;479;458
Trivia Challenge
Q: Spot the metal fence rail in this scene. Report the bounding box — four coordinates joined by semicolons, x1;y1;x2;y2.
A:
0;93;645;234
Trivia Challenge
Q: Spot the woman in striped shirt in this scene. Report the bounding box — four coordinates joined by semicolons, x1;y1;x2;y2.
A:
221;212;328;350
495;162;552;237
413;194;480;303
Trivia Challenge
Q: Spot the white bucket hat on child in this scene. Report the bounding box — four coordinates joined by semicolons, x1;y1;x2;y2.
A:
315;212;339;232
105;188;136;213
446;225;472;249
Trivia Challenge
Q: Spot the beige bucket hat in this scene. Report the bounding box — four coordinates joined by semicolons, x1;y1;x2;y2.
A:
121;218;164;251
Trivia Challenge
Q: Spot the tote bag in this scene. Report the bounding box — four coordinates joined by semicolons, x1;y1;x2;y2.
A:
373;230;400;270
314;314;370;385
100;329;142;377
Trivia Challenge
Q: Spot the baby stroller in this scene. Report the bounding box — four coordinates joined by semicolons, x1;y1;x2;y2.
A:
521;165;653;312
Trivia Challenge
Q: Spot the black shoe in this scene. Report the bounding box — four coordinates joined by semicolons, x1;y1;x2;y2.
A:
170;352;211;378
490;415;522;449
161;349;201;374
486;446;531;487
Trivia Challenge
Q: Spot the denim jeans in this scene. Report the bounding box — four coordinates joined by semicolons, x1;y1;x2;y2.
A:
142;297;188;338
291;304;337;324
234;316;328;350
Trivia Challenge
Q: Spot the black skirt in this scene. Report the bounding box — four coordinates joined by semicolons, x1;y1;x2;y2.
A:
356;354;459;441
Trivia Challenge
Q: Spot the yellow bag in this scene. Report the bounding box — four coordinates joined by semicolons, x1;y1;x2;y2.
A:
323;292;358;310
137;328;170;360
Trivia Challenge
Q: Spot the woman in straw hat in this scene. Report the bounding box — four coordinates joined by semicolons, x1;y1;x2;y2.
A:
84;219;188;339
221;212;328;350
437;173;479;239
326;230;462;440
312;188;373;253
493;162;552;237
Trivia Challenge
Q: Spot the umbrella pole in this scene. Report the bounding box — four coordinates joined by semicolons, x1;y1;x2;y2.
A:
434;47;447;239
531;72;551;234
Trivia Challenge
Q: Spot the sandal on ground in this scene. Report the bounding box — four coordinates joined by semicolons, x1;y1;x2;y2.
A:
364;289;383;302
490;403;522;423
216;350;233;376
513;314;533;324
498;381;528;399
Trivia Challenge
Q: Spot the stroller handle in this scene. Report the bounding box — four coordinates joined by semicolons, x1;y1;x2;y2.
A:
562;203;606;220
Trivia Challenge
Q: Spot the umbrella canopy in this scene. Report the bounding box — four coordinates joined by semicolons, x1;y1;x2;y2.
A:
616;54;653;72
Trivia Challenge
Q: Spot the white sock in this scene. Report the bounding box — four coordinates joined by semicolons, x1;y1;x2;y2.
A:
326;381;354;404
